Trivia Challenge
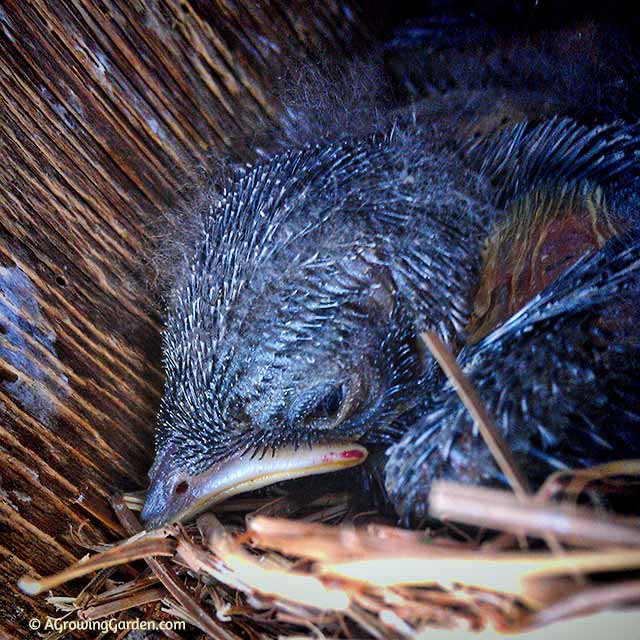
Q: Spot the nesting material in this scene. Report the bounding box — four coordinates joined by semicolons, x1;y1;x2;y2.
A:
19;476;640;639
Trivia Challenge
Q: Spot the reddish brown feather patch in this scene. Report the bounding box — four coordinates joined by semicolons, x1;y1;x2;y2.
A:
467;183;622;344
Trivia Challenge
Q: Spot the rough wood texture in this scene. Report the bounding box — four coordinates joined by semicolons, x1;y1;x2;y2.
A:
0;1;369;635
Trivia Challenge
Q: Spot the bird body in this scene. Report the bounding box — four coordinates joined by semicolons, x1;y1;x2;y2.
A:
141;103;640;527
140;0;640;527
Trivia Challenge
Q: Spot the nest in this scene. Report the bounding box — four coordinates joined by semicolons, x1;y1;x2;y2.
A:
19;335;640;639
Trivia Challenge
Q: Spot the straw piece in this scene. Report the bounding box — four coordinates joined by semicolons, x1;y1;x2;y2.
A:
87;573;161;603
110;494;240;640
17;534;175;595
527;579;640;628
421;331;532;496
246;490;349;523
346;605;387;640
416;610;640;639
537;459;640;502
422;332;568;558
430;482;640;547
177;519;351;612
78;587;167;620
318;549;640;597
248;516;454;562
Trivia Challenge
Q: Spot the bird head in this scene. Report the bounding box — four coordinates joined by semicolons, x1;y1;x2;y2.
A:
140;140;444;527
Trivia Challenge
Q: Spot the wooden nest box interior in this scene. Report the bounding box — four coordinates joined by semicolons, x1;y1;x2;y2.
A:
3;1;640;638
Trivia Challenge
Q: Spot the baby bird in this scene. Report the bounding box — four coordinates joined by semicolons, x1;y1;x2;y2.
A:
141;107;640;526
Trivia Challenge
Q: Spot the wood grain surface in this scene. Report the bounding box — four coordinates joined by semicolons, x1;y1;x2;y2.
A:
0;1;369;635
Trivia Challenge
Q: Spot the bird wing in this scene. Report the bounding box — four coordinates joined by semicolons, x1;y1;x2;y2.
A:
463;117;640;343
462;117;640;207
385;234;640;524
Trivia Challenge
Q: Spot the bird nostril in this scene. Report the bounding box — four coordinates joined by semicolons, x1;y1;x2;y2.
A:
174;480;189;495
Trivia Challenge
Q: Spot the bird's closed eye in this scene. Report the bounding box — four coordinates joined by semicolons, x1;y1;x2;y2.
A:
288;381;350;430
304;383;345;424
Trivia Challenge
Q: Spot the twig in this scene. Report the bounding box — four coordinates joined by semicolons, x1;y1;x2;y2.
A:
78;587;167;620
110;493;240;640
421;332;567;559
17;534;175;595
430;482;640;548
421;331;531;496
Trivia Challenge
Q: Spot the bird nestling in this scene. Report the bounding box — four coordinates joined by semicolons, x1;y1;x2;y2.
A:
142;19;640;528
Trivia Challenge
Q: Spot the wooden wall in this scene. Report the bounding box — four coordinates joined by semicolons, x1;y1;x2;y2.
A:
0;1;369;634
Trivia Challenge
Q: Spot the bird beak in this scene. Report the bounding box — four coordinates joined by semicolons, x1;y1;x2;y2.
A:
141;442;368;528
